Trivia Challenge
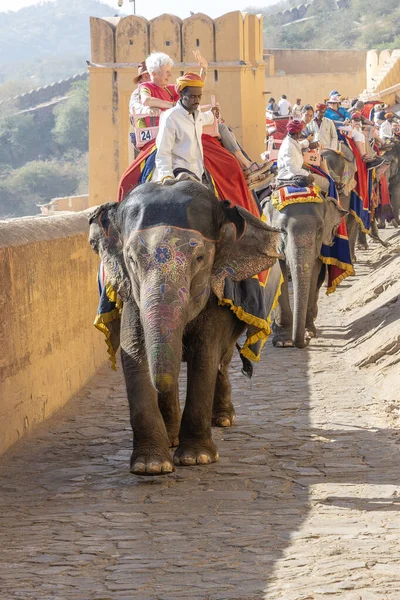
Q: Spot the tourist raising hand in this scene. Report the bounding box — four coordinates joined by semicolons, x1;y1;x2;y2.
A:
193;50;208;81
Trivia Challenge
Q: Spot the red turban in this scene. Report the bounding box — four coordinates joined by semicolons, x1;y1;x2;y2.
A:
175;72;204;93
315;103;327;111
351;111;362;121
287;119;304;134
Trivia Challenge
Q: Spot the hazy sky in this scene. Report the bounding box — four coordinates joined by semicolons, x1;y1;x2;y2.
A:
0;0;273;19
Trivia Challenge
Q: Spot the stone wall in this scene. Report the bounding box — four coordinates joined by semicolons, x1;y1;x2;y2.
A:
0;212;107;456
264;49;366;76
264;49;367;107
0;72;88;114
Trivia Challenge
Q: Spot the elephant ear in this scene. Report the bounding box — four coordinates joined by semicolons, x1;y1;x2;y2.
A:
322;197;348;247
88;202;131;302
211;202;281;300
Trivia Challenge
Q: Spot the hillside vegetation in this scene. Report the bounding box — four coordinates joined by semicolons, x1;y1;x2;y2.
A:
257;0;400;50
0;0;115;91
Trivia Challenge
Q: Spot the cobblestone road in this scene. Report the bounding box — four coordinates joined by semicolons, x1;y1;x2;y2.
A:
1;250;399;600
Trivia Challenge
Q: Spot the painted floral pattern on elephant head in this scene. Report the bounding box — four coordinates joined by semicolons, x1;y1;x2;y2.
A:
136;227;203;280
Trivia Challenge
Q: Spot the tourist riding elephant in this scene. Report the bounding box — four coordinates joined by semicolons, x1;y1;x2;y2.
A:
263;196;346;348
88;181;280;476
378;140;400;227
322;147;359;260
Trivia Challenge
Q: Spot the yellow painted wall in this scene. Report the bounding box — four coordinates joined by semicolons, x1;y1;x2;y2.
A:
265;48;367;75
88;11;267;206
265;71;367;109
0;212;107;456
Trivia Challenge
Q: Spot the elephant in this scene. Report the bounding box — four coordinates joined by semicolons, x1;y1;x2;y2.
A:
377;140;400;228
88;181;280;475
322;148;359;261
262;195;346;348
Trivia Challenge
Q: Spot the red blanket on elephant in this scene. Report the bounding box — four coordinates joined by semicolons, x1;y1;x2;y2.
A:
346;135;372;233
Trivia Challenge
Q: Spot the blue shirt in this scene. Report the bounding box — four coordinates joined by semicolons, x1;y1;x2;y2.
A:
325;106;351;122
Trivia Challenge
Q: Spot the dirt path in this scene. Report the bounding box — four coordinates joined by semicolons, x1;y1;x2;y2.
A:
0;233;399;600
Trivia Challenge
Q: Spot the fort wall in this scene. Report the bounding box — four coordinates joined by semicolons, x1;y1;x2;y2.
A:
0;213;106;456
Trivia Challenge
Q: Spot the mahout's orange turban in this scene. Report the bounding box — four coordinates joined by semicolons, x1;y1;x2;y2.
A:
175;72;204;93
315;103;327;111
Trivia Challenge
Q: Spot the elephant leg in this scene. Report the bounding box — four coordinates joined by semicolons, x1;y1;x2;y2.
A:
345;212;359;263
212;318;244;428
120;303;174;476
305;259;324;339
357;227;368;250
272;260;294;348
158;384;180;447
174;299;232;466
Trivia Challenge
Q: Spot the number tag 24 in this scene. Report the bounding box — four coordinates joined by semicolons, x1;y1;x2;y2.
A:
140;130;153;142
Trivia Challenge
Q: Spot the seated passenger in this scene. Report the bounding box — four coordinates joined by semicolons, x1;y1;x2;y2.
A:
380;112;396;141
138;52;179;125
277;120;329;194
349;112;384;169
129;61;159;119
325;95;351;125
267;97;279;116
307;103;338;151
152;72;219;184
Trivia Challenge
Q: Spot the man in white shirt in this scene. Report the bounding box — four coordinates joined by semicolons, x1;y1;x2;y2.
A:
277;120;313;184
277;119;330;193
306;103;338;151
278;94;292;117
153;72;219;184
380;112;395;140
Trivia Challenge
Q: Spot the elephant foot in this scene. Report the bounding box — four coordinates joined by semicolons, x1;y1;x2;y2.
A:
377;221;386;229
212;407;236;428
174;440;219;466
391;218;399;229
272;331;295;348
305;324;317;339
357;241;368;251
168;434;180;448
130;447;174;476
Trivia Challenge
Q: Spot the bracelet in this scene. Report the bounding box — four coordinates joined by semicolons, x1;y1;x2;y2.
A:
161;176;174;183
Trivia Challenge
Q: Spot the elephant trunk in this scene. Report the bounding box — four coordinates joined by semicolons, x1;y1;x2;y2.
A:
287;240;314;349
141;284;186;394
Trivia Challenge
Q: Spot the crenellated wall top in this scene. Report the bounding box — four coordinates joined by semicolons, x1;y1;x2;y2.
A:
90;11;264;66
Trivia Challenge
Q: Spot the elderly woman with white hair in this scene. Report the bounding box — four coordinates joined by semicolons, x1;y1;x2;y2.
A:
138;52;180;122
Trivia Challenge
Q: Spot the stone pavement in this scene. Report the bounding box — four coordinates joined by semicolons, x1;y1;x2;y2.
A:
1;247;400;600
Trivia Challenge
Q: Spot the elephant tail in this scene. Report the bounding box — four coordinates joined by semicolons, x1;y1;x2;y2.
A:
235;343;253;379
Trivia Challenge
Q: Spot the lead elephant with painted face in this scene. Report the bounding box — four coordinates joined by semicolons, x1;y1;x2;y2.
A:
89;181;280;475
263;196;346;348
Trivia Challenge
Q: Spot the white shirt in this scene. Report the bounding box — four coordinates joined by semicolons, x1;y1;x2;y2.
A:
307;117;338;151
380;120;393;140
277;135;309;180
292;104;302;118
278;98;292;116
153;102;215;182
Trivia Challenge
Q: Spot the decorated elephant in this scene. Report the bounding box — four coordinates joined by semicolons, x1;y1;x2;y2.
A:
263;193;347;348
88;181;280;475
377;140;400;227
321;148;360;260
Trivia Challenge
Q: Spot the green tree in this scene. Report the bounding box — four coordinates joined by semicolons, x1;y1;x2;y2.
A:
0;157;87;219
52;80;89;153
0;113;49;168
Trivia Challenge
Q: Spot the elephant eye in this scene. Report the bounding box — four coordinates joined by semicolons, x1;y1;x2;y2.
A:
196;255;204;263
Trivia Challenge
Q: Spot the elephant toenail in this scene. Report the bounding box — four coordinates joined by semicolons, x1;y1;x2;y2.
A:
197;453;211;464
